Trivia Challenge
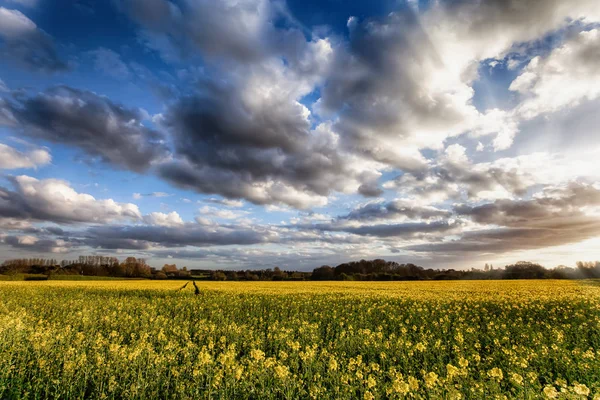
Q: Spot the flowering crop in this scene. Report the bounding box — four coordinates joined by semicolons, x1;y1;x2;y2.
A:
1;280;599;399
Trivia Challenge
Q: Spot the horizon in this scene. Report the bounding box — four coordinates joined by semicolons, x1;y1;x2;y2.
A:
2;254;596;273
1;0;600;270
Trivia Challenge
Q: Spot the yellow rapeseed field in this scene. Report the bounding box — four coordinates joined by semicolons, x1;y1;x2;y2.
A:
1;280;599;399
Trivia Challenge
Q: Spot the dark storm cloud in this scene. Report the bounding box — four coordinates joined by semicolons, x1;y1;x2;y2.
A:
113;0;383;209
0;7;68;73
1;86;169;172
83;223;271;249
156;81;359;208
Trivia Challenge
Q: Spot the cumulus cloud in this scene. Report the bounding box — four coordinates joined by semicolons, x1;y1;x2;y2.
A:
143;211;184;227
116;0;385;208
320;0;600;164
1;86;169;171
511;29;600;119
0;7;68;72
384;145;549;204
0;143;51;169
0;175;142;224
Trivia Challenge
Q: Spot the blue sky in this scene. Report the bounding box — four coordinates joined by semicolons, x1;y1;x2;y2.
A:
1;0;600;270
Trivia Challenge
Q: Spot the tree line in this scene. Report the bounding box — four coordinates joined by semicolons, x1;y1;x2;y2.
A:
1;257;599;281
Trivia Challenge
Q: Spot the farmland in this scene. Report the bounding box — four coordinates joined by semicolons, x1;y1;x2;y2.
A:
1;280;599;399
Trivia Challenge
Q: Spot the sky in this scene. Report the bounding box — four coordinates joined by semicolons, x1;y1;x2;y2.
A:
0;0;599;271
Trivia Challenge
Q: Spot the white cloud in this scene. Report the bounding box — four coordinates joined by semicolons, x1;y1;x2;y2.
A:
511;29;600;119
143;211;184;227
198;206;247;220
0;7;36;38
3;175;142;224
0;143;51;169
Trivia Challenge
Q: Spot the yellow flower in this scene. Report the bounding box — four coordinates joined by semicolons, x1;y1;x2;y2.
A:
510;373;523;385
573;383;590;396
250;349;265;362
408;376;419;391
274;365;290;380
446;363;460;379
366;375;376;389
392;380;410;394
424;371;438;388
328;357;338;371
487;367;503;381
543;386;558;399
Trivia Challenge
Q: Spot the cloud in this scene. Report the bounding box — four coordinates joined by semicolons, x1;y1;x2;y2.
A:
143;211;184;227
0;175;142;224
330;221;460;238
1;235;71;253
1;86;169;172
133;192;171;199
409;182;600;254
0;7;68;72
117;0;385;208
154;50;359;209
83;221;272;249
87;47;131;79
511;29;600;119
0;143;51;169
117;0;294;64
383;145;551;204
198;206;247;220
204;198;244;208
157;108;379;208
320;1;600;165
340;199;451;222
0;217;31;230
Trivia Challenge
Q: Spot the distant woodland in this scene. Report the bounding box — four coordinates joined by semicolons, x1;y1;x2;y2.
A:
1;257;600;281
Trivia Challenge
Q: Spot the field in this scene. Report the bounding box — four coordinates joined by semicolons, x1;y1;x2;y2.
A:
1;280;599;399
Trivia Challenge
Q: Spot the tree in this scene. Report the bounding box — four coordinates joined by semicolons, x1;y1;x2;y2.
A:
311;265;335;280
